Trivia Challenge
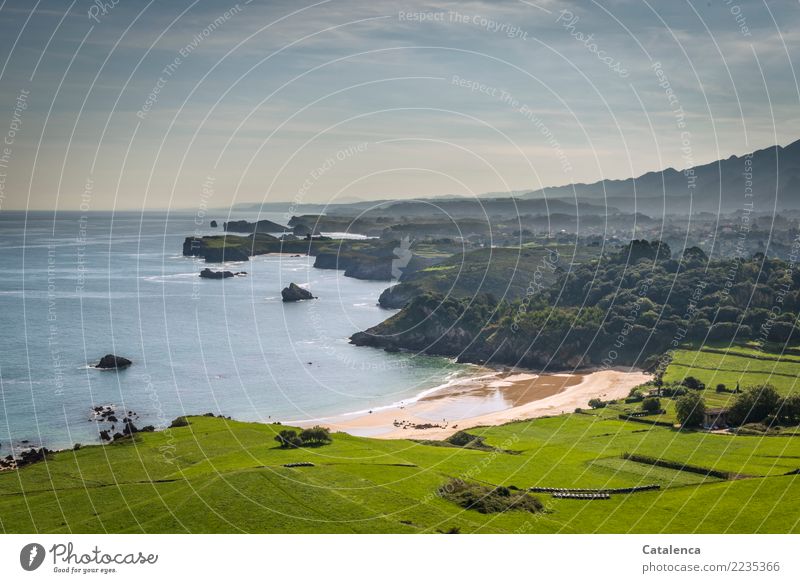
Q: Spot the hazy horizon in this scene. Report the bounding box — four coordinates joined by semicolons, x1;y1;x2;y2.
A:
0;0;798;211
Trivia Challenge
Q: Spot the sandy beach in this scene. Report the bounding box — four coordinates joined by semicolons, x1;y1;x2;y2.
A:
298;368;652;440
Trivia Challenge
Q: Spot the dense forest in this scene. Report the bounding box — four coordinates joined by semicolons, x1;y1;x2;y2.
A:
351;240;800;370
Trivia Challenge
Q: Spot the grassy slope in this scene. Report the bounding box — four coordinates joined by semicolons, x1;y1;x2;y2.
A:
598;344;800;431
1;413;797;534
663;344;800;409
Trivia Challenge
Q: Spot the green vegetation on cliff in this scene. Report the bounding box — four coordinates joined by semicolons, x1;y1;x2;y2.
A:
354;241;800;369
379;244;597;308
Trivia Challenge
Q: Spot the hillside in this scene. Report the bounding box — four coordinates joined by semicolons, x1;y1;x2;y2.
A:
379;244;598;308
1;414;796;533
353;240;800;369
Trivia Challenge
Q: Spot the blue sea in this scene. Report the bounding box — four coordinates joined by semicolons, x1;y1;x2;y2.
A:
0;210;461;451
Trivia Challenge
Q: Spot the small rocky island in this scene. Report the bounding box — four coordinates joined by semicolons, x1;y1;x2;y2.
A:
281;283;316;302
95;354;132;370
199;268;247;279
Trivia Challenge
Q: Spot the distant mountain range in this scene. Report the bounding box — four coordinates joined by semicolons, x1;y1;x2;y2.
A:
229;139;799;217
521;139;800;215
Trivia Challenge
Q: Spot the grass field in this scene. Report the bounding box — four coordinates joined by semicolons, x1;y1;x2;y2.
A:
1;411;797;534
663;344;800;411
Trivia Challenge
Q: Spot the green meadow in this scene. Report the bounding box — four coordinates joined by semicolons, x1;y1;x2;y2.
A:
1;410;797;534
663;344;800;410
3;343;799;534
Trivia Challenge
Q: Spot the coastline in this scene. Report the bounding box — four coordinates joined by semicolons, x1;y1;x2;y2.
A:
296;367;652;440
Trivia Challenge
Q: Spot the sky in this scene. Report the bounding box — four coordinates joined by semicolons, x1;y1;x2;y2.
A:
0;0;798;211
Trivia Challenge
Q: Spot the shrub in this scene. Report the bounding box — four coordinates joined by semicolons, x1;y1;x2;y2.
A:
588;398;606;409
660;384;687;398
728;384;780;426
683;376;705;390
675;392;706;428
169;416;189;428
299;426;332;445
447;430;486;448
777;394;800;424
437;479;543;514
716;383;727;393
274;429;302;448
641;397;661;414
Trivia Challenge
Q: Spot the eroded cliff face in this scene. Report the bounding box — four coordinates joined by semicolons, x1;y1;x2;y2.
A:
349;295;493;362
378;284;422;309
349;293;603;370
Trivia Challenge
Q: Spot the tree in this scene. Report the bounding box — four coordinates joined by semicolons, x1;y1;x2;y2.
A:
299;426;332;445
682;246;708;264
588;398;606;409
641;397;661;413
675;392;706;428
683;376;705;390
728;384;780;426
777;394;800;424
274;429;302;448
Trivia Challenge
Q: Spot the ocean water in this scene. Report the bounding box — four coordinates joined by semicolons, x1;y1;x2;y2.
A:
0;210;461;451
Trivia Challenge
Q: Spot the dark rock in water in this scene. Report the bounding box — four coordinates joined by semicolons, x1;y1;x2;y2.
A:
210;220;218;227
281;282;316;302
96;354;132;370
200;268;233;279
112;432;124;441
122;420;139;436
99;430;111;441
200;268;246;279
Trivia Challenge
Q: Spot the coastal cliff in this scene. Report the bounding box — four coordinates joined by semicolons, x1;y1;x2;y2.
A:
352;241;800;371
224;219;288;233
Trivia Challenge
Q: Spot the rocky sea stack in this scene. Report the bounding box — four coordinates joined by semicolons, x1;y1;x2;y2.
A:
95;354;132;370
281;283;316;302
